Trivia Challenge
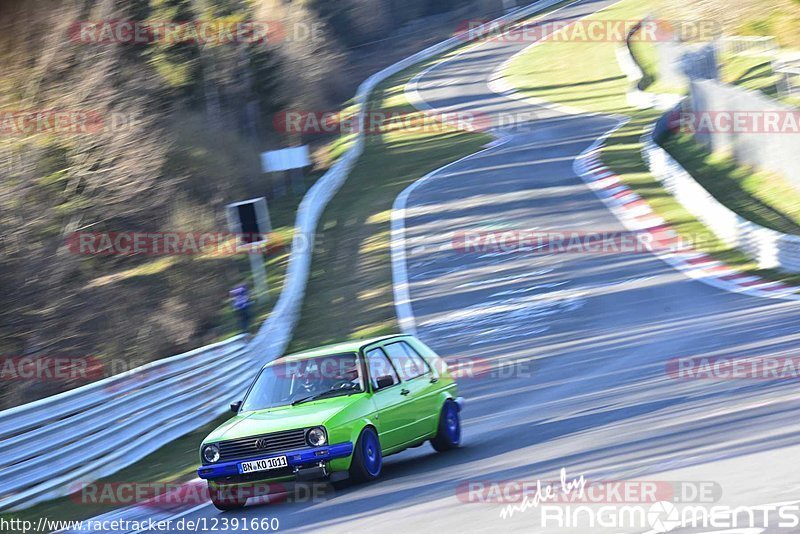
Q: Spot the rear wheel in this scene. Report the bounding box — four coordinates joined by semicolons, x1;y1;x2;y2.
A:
208;482;247;511
348;426;383;483
431;400;461;451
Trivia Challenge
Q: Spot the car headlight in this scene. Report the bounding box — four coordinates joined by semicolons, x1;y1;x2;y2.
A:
202;444;220;464
306;427;327;447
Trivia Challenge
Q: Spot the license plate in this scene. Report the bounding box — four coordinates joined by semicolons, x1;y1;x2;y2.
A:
239;456;288;474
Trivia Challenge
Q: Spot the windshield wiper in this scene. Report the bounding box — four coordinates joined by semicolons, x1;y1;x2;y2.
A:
291;385;358;406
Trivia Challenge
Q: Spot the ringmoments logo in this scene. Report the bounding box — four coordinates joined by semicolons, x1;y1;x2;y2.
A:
464;468;724;532
468;468;800;532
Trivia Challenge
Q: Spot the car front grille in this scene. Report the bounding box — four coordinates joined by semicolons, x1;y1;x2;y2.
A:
216;428;309;462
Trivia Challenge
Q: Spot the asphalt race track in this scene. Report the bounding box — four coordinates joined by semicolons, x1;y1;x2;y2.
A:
164;0;800;532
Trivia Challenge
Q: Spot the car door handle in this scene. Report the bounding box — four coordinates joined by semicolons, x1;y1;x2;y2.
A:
400;388;410;396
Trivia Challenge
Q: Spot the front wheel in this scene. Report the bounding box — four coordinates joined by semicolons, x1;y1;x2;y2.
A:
208;482;247;511
431;400;461;451
349;426;383;483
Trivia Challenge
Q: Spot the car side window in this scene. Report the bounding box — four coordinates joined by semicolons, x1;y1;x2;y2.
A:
365;347;400;391
384;342;429;381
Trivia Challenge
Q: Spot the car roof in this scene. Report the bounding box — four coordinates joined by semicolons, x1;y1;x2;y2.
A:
263;334;411;368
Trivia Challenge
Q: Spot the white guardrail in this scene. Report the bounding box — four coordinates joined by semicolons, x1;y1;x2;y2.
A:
643;109;800;273
0;0;570;512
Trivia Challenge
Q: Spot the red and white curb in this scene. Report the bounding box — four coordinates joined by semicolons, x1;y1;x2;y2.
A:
573;132;800;301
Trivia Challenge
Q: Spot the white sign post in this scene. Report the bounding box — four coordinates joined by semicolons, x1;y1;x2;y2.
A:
226;198;272;304
261;146;312;196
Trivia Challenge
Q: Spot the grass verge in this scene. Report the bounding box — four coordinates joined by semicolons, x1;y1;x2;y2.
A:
721;53;780;97
720;52;800;108
660;133;800;235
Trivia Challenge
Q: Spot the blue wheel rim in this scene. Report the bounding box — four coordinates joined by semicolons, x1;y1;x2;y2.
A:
362;430;382;477
444;403;461;445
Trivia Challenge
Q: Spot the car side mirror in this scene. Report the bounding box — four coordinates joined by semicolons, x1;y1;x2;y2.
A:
230;400;242;413
376;375;395;390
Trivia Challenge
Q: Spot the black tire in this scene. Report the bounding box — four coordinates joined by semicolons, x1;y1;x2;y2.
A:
431;400;461;452
208;482;247;511
348;426;383;483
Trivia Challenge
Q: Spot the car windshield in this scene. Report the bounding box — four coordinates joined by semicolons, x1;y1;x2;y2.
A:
241;352;364;411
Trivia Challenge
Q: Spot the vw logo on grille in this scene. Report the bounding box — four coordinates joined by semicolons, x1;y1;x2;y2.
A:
255;438;269;450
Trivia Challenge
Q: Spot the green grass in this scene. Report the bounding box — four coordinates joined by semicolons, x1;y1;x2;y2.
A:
511;0;794;105
661;133;800;235
733;3;800;50
721;52;781;97
719;53;800;107
604;116;800;285
630;40;685;94
502;0;800;287
604;113;758;264
604;114;793;274
504;0;655;115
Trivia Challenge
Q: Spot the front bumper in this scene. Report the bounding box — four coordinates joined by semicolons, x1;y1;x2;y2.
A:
197;442;354;480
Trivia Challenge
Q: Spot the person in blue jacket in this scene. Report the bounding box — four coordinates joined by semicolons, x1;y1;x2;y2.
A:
230;283;252;334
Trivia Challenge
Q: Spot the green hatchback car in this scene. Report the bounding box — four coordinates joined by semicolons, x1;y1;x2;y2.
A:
197;334;463;510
